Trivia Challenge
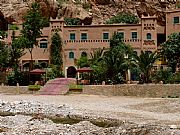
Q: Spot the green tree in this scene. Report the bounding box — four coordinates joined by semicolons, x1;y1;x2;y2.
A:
103;46;126;83
88;33;134;84
50;32;63;68
133;51;160;83
161;33;180;73
151;68;173;84
0;31;7;39
110;32;124;47
64;18;81;25
77;56;89;68
50;32;63;77
9;28;25;72
89;48;104;66
106;12;139;24
0;41;10;71
21;2;47;70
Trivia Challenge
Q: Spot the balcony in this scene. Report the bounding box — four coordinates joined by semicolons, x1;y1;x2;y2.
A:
143;40;155;45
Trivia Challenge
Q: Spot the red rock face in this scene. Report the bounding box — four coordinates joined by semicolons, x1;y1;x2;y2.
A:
4;0;58;24
38;1;58;19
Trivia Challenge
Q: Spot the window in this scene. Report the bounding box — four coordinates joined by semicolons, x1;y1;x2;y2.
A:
146;33;152;40
40;39;48;48
70;33;75;40
132;32;137;39
81;52;87;57
117;32;124;40
145;51;152;54
173;17;179;24
133;51;138;55
81;33;87;40
103;33;109;40
69;52;74;59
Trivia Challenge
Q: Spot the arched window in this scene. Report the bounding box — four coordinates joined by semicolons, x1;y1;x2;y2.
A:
146;33;151;40
69;52;74;59
133;51;138;56
145;51;152;54
40;39;48;48
81;52;87;57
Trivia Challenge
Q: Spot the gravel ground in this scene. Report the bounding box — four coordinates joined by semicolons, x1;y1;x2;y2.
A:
0;94;179;126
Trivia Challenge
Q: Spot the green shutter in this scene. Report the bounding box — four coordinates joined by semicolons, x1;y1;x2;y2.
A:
174;17;179;24
103;33;109;40
70;33;75;40
81;33;87;40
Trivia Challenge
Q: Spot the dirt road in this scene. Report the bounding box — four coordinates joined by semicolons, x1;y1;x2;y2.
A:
0;94;179;125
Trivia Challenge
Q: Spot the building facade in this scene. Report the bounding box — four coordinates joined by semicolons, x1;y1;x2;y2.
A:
6;9;180;77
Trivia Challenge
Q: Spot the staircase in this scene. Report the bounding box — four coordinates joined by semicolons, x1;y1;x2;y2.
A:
40;78;76;95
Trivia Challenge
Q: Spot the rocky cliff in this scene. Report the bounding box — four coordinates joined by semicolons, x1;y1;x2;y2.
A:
0;0;179;30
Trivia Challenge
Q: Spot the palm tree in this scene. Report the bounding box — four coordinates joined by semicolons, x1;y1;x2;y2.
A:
133;51;160;83
103;46;126;83
89;47;104;65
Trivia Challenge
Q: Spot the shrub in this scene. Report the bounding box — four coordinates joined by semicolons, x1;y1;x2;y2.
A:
64;18;81;26
7;71;25;86
173;72;180;83
82;2;92;11
28;85;41;91
151;68;173;84
105;12;139;24
69;84;83;90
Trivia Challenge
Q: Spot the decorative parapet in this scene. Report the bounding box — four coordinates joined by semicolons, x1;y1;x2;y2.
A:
143;24;155;30
64;39;142;43
143;40;155;45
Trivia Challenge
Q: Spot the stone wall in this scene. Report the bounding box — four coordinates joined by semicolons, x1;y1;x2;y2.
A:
0;84;180;97
0;86;34;94
83;84;180;97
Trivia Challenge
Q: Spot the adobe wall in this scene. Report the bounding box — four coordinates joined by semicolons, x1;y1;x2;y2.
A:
83;84;180;97
0;84;180;97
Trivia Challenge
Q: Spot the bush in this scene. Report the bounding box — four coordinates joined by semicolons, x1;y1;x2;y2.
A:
28;85;41;91
64;18;81;26
151;68;173;84
105;12;139;24
69;84;83;90
82;2;92;11
7;71;25;86
45;65;64;80
173;72;180;83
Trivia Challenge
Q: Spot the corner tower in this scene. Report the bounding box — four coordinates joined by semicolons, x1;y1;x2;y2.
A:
141;15;157;52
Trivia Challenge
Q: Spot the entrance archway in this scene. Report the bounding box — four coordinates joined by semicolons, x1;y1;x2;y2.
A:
67;66;77;78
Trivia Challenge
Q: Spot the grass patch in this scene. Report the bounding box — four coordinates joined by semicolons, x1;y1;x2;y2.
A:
69;84;83;90
28;85;41;91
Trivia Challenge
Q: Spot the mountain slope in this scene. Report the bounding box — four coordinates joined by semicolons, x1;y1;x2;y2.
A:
0;0;179;30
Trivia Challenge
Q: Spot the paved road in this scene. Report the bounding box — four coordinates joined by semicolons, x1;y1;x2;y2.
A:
0;94;179;125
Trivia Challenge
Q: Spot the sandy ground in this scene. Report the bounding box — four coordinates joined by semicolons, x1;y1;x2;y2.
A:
0;94;180;126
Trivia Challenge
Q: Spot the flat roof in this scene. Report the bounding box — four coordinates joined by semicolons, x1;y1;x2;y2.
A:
64;23;141;28
165;9;180;13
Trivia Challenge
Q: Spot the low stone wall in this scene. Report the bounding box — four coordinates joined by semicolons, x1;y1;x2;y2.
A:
0;84;180;97
0;86;34;94
83;84;180;97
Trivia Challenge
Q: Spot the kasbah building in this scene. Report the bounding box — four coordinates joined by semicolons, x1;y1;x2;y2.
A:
6;8;180;78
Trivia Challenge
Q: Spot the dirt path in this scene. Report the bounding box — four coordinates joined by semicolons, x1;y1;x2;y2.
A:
0;94;179;125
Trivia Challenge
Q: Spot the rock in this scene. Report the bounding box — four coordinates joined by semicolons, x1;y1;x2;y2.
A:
170;125;178;129
0;100;180;134
0;0;177;26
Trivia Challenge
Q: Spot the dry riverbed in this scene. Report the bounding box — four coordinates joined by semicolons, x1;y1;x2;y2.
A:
0;94;179;134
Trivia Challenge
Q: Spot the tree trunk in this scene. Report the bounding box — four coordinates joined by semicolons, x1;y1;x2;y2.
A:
29;49;33;71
